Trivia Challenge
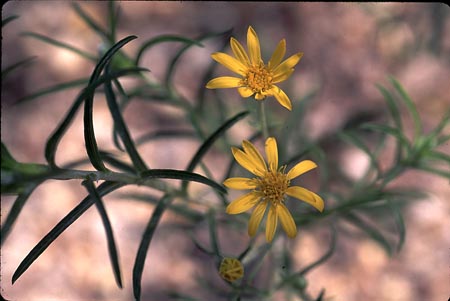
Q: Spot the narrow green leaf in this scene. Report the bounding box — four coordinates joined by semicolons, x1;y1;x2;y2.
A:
140;169;226;194
45;67;146;167
72;3;110;41
361;123;411;148
133;194;173;301
437;134;450;146
164;29;231;89
280;90;317;151
82;179;122;288
389;77;422;139
18;78;89;104
207;210;221;256
167;292;199;301
195;29;232;111
1;184;39;245
118;193;203;221
2;15;19;27
344;212;393;256
425;150;450;164
1;142;17;167
237;239;254;261
136;129;196;146
100;151;136;174
135;35;203;66
21;32;97;61
376;84;402;130
182;111;249;191
104;64;148;172
2;56;37;79
297;225;336;276
338;131;380;174
108;1;119;43
386;200;406;252
12;181;125;284
83;35;138;171
414;164;450;179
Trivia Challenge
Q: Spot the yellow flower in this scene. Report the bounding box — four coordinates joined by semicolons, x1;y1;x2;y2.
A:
219;257;244;282
206;26;303;111
224;137;324;242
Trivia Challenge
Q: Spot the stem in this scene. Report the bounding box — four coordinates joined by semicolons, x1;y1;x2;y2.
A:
259;100;269;139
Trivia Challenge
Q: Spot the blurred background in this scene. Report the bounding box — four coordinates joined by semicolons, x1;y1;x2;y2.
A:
1;2;449;301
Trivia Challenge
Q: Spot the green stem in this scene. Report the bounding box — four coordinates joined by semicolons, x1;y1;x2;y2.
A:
259;100;269;139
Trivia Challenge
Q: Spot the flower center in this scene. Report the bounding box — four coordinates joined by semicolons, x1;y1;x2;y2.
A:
257;168;289;206
242;64;273;93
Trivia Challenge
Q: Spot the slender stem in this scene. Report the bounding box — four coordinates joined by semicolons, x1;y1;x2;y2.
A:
259;100;269;139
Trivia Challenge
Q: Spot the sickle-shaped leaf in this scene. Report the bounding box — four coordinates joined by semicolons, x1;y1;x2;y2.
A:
140;169;226;195
135;35;203;66
82;179;122;288
12;181;125;284
45;67;147;167
133;194;172;301
104;64;148;172
182;111;249;192
21;32;97;61
84;35;138;172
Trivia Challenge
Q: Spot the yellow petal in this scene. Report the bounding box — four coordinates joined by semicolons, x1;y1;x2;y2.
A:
286;186;324;212
242;140;267;173
230;37;250;66
272;68;294;84
248;200;268;237
277;203;297;238
273;52;303;77
286;160;317;180
271;86;292;111
265;205;278;242
206;77;242;89
268;39;286;69
238;87;254;98
226;192;261;214
254;92;266;100
223;177;257;190
247;26;261;65
232;147;265;177
264;137;278;172
211;52;247;76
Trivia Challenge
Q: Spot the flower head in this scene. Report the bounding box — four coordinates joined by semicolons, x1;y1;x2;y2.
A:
206;26;303;111
219;257;244;282
224;137;324;242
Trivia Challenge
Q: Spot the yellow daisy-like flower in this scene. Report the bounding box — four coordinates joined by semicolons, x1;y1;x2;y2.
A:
224;137;324;242
219;257;244;282
206;26;303;111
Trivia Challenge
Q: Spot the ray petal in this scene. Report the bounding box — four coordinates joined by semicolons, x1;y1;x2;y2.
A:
268;39;286;69
286;160;317;180
265;205;278;242
248;200;268;237
232;147;265;177
230;37;250;66
238;87;254;98
242;140;267;172
226;192;261;214
264;137;278;172
286;186;324;212
270;86;292;111
206;76;242;89
277;203;297;238
273;52;303;77
211;52;247;76
223;177;258;190
247;26;261;65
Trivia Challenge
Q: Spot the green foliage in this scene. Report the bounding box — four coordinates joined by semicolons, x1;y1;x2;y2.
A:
2;2;448;301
